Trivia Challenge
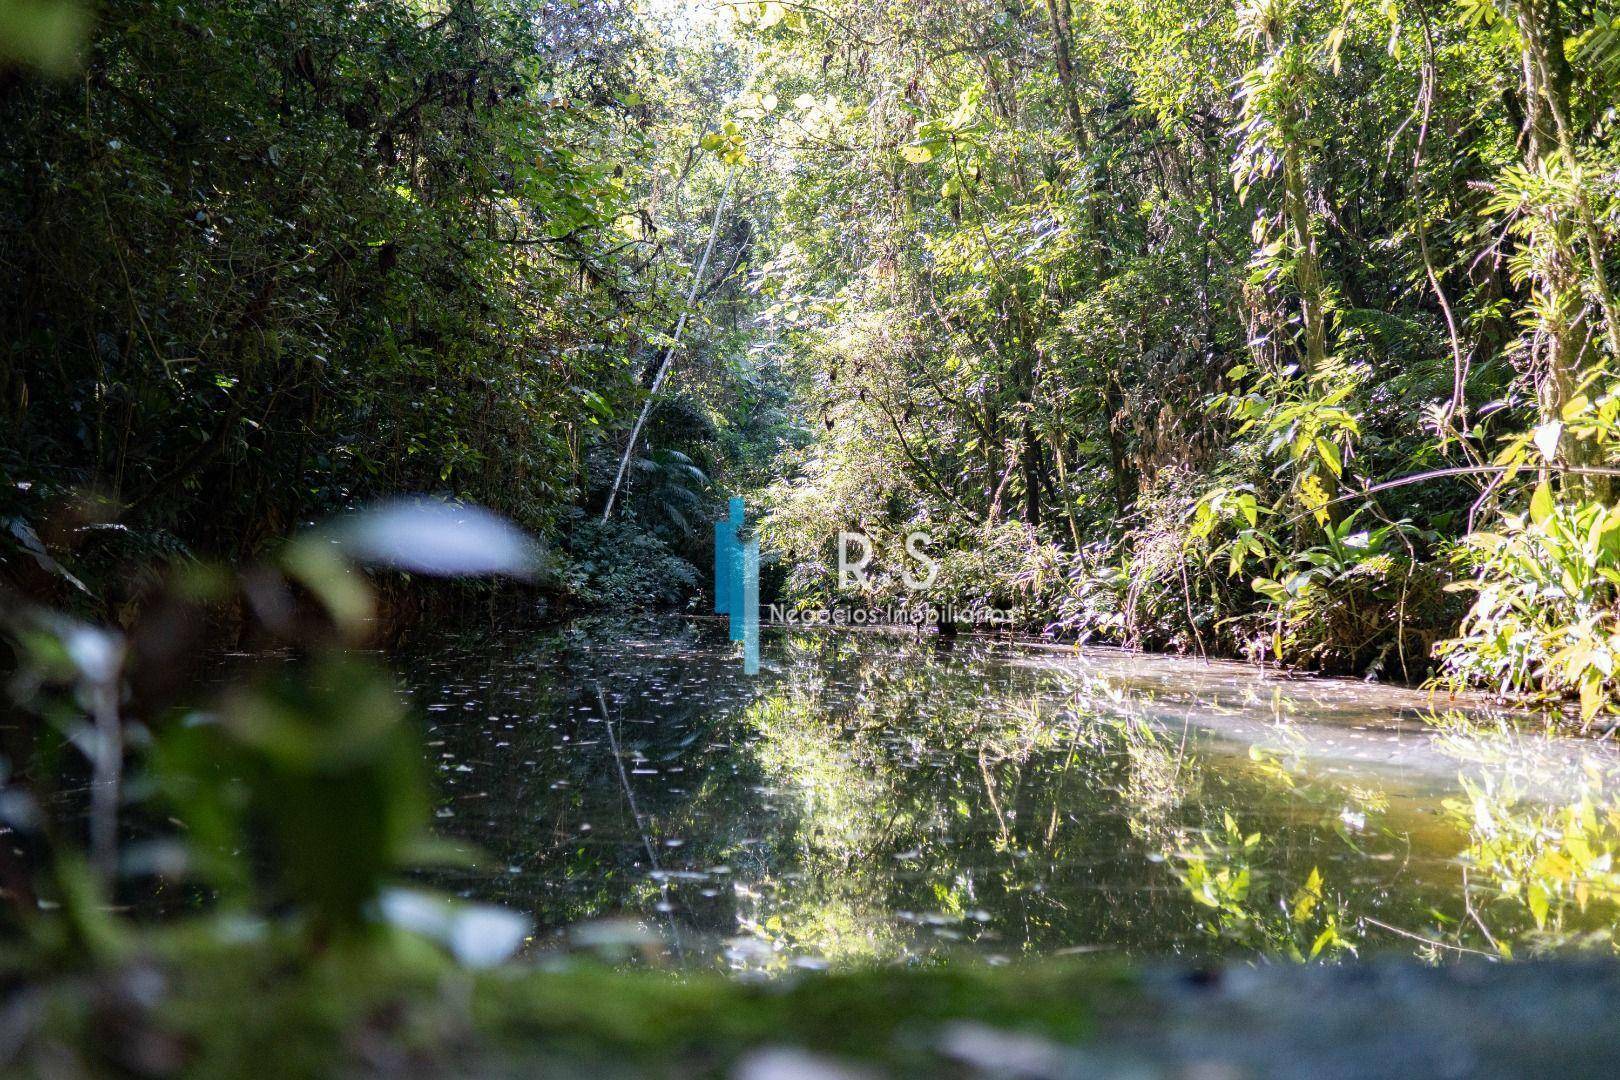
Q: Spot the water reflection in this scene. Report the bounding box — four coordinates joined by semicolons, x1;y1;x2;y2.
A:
400;617;1620;969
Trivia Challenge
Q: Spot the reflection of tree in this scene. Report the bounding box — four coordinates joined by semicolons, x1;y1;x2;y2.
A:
1444;769;1620;955
403;620;1620;970
729;644;1220;966
731;690;913;966
1063;676;1358;961
1174;815;1354;960
732;640;1397;967
1152;701;1620;962
1051;673;1620;965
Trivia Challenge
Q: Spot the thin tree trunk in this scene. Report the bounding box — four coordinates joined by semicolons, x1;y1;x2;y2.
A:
602;174;734;521
1283;133;1329;375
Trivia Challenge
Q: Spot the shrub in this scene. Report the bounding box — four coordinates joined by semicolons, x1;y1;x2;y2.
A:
1250;514;1453;678
1436;484;1620;723
560;516;701;613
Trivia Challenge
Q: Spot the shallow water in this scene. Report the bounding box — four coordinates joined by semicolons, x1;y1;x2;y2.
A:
401;617;1620;970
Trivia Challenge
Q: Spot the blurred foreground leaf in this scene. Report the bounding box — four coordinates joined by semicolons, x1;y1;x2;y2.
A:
0;0;89;75
318;498;544;581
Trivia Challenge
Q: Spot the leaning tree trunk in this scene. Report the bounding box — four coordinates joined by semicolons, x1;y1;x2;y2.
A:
602;175;734;522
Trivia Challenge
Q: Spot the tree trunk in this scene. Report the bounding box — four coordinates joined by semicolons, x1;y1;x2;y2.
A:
1282;133;1328;376
1512;0;1606;497
1044;0;1134;518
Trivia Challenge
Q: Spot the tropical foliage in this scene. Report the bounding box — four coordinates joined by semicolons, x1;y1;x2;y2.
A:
724;0;1620;715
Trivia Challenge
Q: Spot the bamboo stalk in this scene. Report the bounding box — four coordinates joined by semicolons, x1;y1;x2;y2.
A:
602;174;735;522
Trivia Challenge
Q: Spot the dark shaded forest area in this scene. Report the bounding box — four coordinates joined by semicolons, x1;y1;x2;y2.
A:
7;0;1620;705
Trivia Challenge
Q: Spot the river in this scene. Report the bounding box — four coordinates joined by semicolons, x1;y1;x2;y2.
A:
401;616;1620;970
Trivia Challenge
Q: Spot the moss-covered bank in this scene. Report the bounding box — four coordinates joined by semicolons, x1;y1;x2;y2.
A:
2;936;1123;1077
12;936;1620;1078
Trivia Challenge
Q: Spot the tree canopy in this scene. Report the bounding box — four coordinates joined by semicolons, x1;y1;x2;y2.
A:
5;0;1620;711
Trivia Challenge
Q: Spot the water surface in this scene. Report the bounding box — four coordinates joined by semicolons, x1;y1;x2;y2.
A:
403;617;1620;970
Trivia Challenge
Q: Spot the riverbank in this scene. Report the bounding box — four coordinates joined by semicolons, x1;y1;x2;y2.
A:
10;938;1620;1077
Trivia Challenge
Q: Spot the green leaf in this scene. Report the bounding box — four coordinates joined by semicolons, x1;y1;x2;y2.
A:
1291;867;1323;921
1561;394;1591;421
1315;437;1342;479
1527;882;1550;928
1529;481;1555;527
1581;670;1604;723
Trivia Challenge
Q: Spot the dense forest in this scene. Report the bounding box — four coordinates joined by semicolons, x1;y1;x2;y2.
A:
741;0;1620;713
8;0;1620;714
9;1;1620;1074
